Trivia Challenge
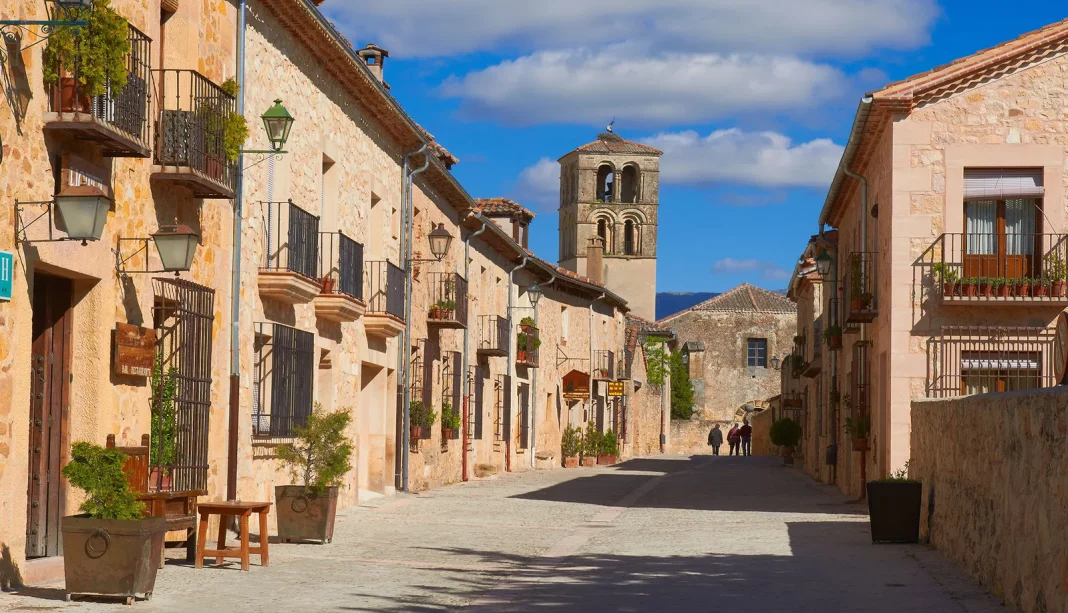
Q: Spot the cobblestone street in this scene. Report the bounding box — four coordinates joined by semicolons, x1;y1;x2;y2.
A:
1;455;1002;613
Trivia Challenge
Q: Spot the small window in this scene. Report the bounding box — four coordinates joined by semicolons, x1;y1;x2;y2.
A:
747;338;767;368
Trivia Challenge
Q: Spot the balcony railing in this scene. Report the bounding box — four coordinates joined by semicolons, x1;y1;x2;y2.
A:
426;272;468;329
593;350;615;380
477;315;509;357
47;24;152;156
517;322;539;367
261;200;319;280
926;326;1056;398
928;232;1068;303
319;232;363;300
365;261;405;319
844;251;878;323
153;69;237;197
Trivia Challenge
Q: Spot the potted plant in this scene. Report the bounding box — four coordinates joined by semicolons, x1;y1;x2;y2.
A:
275;405;353;544
149;358;177;491
960;276;977;297
319;276;336;294
442;299;456;319
440;400;461;439
581;421;601;467
788;354;804;378
977;277;994;298
597;430;619;465
196;78;247;180
1046;252;1067;297
845;413;872;451
932;262;958;296
994;277;1011;298
61;442;166;605
823;325;843;350
561;424;581;468
1014;276;1031;298
1034;276;1050;297
43;0;130;114
409;400;437;440
830;389;841;406
519;316;536;334
793;334;806;346
867;462;922;544
429;300;448;320
770;417;801;465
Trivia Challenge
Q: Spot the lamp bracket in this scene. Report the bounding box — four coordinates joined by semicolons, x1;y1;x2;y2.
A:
0;3;89;59
14;199;82;246
239;150;286;172
114;237;177;276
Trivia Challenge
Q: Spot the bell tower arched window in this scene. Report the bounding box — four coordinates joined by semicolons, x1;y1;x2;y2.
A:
624;220;637;255
621;165;639;203
596;164;614;202
596;216;613;254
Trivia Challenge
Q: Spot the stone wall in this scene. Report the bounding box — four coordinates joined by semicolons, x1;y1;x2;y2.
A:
750;408;775;456
912;389;1068;613
669;418;730;455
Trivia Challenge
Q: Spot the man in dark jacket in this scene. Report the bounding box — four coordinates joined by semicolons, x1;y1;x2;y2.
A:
727;424;740;456
739;419;753;456
708;424;724;455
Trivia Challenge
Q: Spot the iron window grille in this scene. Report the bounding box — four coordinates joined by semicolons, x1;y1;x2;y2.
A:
319;231;363;299
927;325;1055;398
252;323;314;438
261;199;319;280
593;350;615;379
849;341;872;447
477;315;509;356
151;278;215;492
153;68;237;191
441;351;462;439
365;260;405;319
845;251;878;323
517;382;530;449
493;374;511;443
469;365;484;440
426;272;469;327
48;23;152;155
927;232;1068;301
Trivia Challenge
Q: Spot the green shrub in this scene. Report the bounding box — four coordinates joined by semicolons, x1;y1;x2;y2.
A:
43;0;130;98
276;405;354;495
582;421;602;458
62;442;144;520
845;414;871;439
410;400;437;429
600;430;619;456
219;78;249;161
440;400;461;430
769;418;801;448
873;460;918;483
561;424;581;458
150;357;178;472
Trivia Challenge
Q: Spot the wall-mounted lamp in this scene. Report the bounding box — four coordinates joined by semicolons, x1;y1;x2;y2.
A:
116;223;200;276
15;188;111;246
770;355;781;370
526;282;543;307
815;249;832;280
240;99;295;157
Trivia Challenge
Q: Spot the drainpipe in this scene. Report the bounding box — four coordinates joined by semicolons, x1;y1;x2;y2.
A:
462;214;489;481
226;0;248;502
589;292;605;432
398;145;429;492
507;256;530;472
529;271;556;469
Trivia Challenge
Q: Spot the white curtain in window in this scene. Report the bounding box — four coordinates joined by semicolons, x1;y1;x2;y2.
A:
966;200;996;255
1005;198;1037;255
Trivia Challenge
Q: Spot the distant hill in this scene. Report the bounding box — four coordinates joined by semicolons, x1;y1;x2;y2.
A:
656;292;718;320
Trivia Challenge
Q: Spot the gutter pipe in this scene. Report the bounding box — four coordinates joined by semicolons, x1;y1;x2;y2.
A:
462;214;490;481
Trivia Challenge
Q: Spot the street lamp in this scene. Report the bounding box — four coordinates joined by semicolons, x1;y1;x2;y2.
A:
427;223;454;261
770;355;781;370
54;187;110;245
526;282;543;307
815;249;832;280
261;99;294;153
152;224;199;273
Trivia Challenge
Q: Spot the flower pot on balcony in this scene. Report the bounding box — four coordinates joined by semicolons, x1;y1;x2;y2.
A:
581;457;596;467
853;437;870;452
942;281;957;297
1015;281;1031;297
828;335;842;350
996;284;1011;298
410;426;424;441
1054;281;1067;298
275;485;339;544
443;310;455;321
866;481;922;544
442;427;455;440
596;455;617;465
517;349;531;363
979;281;993;297
204;153;225;181
564;456;579;468
319;276;335;294
58;76;92;113
961;282;977;297
1033;284;1049;297
428;307;443;320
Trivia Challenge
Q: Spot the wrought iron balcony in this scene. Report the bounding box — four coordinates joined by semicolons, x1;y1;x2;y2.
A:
927;232;1068;305
45;24;152;157
364;260;405;337
426;272;468;329
593;350;615;380
252;323;314;439
314;231;365;323
844;251;878;323
926;325;1056;398
516;321;539;367
258;200;320;305
477;315;509;357
152;69;237;198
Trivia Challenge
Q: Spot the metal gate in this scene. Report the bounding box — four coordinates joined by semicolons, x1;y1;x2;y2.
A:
152;278;215;492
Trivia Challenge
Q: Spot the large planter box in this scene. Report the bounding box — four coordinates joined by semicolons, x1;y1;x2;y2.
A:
866;481;922;544
580;457;596;467
563;456;579;468
596;455;617;465
62;515;167;604
276;485;339;545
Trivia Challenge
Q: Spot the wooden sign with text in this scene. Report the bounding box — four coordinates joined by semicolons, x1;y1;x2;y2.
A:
114;323;156;378
607;381;625;397
562;369;590;399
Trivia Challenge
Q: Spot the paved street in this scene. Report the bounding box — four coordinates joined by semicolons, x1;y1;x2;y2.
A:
1;455;1002;613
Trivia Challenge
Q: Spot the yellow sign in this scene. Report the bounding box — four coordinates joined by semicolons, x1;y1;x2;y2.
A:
607;381;625;397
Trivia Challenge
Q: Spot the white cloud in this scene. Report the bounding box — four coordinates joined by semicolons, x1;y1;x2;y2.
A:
712;258;792;281
323;0;938;59
513;157;560;211
643;129;843;189
440;48;846;126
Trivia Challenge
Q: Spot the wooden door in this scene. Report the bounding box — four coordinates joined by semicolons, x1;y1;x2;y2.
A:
25;274;73;558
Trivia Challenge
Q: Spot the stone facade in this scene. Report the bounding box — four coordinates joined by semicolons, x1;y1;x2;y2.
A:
912;389;1068;613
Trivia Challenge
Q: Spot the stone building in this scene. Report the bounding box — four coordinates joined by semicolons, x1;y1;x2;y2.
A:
782;17;1068;497
558;131;661;321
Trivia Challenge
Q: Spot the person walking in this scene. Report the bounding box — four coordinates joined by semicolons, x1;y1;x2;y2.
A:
708;424;724;455
727;424;740;456
739;419;753;457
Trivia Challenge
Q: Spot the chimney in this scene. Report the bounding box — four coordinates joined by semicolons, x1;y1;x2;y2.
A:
586;236;604;285
357;44;389;88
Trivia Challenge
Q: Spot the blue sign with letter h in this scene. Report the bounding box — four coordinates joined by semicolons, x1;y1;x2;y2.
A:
0;251;12;302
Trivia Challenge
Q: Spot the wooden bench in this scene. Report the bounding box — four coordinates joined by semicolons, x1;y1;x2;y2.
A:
107;434;204;567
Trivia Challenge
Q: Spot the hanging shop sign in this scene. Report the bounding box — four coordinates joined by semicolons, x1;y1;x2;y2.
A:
114;323;156;377
562;369;590;399
0;251;12;301
607;381;625;397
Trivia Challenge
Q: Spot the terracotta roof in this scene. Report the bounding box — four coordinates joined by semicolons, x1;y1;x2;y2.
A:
474;197;536;222
659;283;795;321
562;132;663;159
413;123;459;169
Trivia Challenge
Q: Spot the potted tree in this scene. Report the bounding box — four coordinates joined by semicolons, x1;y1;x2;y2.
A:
866;462;922;544
597;430;619;465
409;400;437;440
275;405;353;544
581;421;600;467
149;358;177;491
61;442;166;605
931;262;958;296
1046;252;1067;297
770;417;801;465
845;413;872;451
440;400;460;439
561;424;581;468
43;0;130;114
823;325;843;350
517;317;540;364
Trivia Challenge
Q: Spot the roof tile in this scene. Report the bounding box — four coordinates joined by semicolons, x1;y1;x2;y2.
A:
565;132;663;158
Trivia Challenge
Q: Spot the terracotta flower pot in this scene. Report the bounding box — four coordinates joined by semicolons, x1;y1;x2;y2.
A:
442;427;455;440
204;153;225;181
961;283;977;297
581;457;596;467
1033;284;1049;297
596;454;617;465
996;284;1011;298
828;335;842;349
943;282;957;297
853;437;870;452
1055;281;1067;298
410;425;424;440
1014;282;1031;297
782;446;794;466
319;276;335;294
564;456;579;468
979;282;993;297
57;76;91;113
428;308;442;319
517;350;530;363
148;468;171;492
851;298;868;312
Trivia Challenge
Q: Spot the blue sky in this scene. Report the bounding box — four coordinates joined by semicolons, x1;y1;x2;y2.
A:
323;1;1068;293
